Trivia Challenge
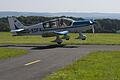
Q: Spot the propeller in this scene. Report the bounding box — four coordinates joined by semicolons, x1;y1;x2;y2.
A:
89;19;96;34
92;25;95;34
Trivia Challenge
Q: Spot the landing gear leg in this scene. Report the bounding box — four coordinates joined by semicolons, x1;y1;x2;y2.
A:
76;32;86;40
53;35;63;44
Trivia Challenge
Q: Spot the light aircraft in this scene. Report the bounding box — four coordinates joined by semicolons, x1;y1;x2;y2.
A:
8;17;95;44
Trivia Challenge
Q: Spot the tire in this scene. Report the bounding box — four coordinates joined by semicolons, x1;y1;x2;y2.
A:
57;42;62;44
65;36;70;40
66;38;69;40
82;38;86;40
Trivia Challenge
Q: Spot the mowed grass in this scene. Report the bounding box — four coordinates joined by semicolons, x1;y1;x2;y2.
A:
0;32;120;45
43;51;120;80
0;48;28;60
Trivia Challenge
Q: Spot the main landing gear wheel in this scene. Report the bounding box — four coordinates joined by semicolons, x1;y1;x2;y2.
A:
57;42;62;44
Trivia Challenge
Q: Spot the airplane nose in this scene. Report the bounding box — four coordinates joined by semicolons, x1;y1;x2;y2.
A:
89;20;93;24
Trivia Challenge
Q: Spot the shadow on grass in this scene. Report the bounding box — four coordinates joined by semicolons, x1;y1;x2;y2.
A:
0;44;79;50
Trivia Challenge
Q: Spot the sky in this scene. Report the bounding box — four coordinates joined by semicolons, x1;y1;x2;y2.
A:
0;0;120;13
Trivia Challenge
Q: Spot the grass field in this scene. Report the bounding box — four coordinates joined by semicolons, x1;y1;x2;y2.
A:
0;48;28;60
0;32;120;45
43;51;120;80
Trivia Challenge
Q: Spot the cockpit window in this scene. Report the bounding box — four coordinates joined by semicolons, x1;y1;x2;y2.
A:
43;18;73;29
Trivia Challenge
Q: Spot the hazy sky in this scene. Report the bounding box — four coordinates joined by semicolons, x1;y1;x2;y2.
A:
0;0;120;13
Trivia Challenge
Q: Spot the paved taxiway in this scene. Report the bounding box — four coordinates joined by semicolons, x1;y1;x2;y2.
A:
0;45;120;80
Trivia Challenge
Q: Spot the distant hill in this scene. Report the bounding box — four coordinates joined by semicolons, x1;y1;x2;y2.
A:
0;11;51;17
0;11;120;19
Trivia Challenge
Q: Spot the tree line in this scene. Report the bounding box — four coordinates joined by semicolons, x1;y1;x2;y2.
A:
0;16;120;33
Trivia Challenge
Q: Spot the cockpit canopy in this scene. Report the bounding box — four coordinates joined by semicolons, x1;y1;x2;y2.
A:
43;18;74;29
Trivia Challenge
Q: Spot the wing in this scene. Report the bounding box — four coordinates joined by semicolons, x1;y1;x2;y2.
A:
54;31;69;35
42;31;69;37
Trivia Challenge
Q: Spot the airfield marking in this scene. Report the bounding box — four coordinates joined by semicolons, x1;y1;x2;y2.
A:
24;60;41;66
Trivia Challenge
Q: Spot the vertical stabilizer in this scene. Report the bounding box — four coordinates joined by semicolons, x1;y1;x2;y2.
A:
8;17;25;36
8;17;24;30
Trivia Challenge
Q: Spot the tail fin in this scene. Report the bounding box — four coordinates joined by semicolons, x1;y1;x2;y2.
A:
8;17;24;30
8;17;25;36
